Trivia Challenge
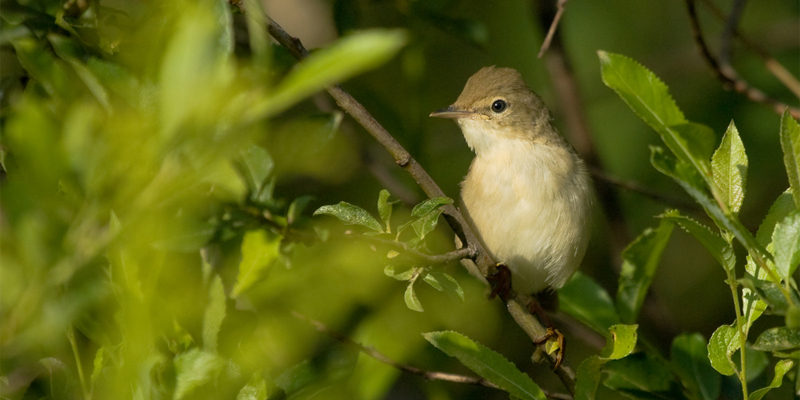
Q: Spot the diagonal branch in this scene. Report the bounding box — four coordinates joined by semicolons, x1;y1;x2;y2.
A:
291;311;574;400
243;8;578;394
684;0;800;119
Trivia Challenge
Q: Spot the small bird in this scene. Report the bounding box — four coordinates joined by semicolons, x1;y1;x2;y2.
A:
430;66;593;301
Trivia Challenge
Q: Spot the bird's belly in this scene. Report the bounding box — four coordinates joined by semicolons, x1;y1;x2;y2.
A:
462;171;590;294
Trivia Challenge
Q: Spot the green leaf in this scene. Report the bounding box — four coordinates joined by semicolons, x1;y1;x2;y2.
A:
757;190;797;246
236;370;270;400
603;352;678;396
251;29;407;118
423;273;444;291
49;34;111;110
411;209;444;240
575;356;605;400
661;210;735;271
559;272;621;337
287;195;314;225
671;333;720;400
314;202;384;233
602;324;638;360
384;265;416;281
436;272;465;302
377;189;396;232
651;147;769;268
712;121;748;214
772;210;800;280
599;51;714;179
423;331;546;400
90;346;105;385
202;276;226;353
780;109;800;208
404;279;424;312
238;144;274;204
752;327;800;351
707;324;739;376
616;220;674;323
231;230;282;297
411;197;454;217
749;359;794;400
174;348;225;400
572;323;639;400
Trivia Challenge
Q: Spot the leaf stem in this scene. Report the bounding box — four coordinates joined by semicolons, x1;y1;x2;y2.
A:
67;325;90;400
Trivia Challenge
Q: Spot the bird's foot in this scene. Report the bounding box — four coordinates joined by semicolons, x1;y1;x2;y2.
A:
487;263;513;301
529;296;565;370
532;327;565;370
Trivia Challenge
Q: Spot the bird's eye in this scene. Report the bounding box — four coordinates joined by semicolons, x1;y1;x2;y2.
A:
491;99;507;113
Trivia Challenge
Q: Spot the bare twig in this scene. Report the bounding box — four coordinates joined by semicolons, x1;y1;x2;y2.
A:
342;230;477;265
719;0;747;66
248;9;578;394
292;311;574;400
590;168;700;211
697;0;800;99
537;0;568;58
684;0;800;119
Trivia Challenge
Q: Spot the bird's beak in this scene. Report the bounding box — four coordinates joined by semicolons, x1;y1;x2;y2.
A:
429;105;473;119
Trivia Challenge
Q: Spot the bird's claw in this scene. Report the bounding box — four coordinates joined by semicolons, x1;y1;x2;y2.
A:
533;327;565;370
487;263;513;301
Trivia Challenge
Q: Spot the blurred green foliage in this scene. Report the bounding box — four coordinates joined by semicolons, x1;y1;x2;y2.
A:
1;0;799;399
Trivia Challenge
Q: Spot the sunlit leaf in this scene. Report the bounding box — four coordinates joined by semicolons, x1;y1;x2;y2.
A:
757;190;797;246
772;210;800;280
384;265;416;281
404;280;424;312
712;121;748;214
671;333;720;400
236;370;270;400
238;144;274;204
707;324;739;376
749;360;794;400
423;331;546;400
602;325;638;360
377;190;397;233
661;210;734;271
411;209;443;240
616;220;673;323
560;272;621;337
314;202;384;233
231;230;282;297
423;273;444;291
599;51;714;179
411;196;453;217
780;109;800;208
49;34;110;110
202;276;226;353
174;348;225;400
91;346;105;385
250;29;407;118
752;327;800;351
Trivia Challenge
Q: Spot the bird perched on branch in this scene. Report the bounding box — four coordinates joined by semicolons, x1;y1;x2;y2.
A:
431;66;593;313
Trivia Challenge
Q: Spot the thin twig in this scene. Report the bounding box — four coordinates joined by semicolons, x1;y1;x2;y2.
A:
237;5;578;393
590;168;700;211
719;0;747;66
341;231;476;265
292;311;574;400
697;0;800;99
684;0;800;119
537;0;568;58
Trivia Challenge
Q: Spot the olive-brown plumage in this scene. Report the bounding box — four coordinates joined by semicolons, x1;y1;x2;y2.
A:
431;66;593;295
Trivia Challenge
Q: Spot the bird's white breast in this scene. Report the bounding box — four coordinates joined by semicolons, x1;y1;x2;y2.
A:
460;135;592;294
